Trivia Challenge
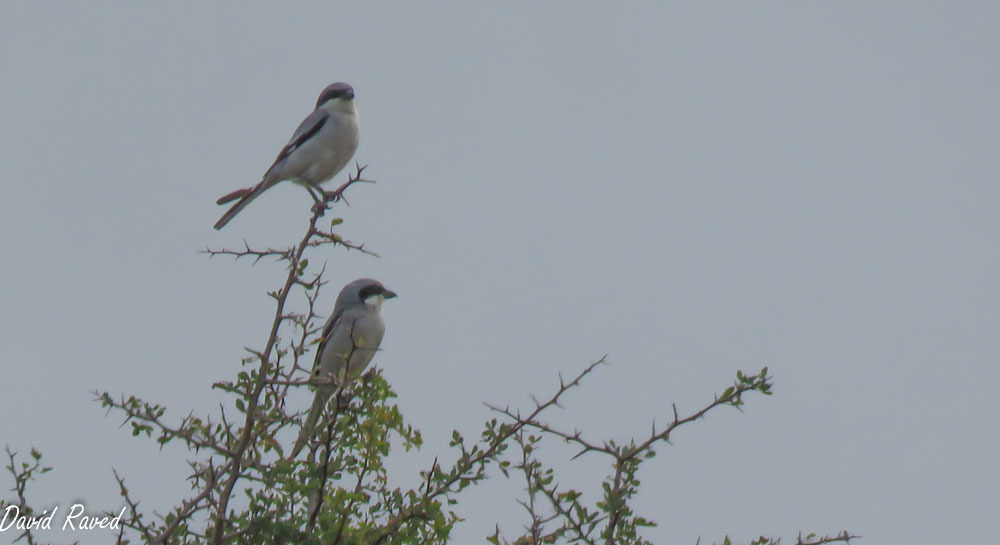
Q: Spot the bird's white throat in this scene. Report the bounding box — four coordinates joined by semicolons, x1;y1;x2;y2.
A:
364;294;384;310
323;97;357;116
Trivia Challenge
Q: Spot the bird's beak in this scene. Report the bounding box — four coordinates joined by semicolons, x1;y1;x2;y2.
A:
383;289;398;299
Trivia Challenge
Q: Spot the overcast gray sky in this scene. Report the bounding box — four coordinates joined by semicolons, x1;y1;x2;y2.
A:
2;2;998;544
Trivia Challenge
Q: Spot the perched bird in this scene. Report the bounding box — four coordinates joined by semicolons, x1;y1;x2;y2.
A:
290;278;397;457
214;82;360;230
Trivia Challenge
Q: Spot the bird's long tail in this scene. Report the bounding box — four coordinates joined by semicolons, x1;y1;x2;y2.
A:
290;390;332;458
213;181;271;230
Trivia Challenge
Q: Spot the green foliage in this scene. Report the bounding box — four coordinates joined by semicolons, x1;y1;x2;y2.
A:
4;172;855;545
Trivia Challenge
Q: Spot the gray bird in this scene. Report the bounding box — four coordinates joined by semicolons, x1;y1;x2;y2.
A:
290;278;397;458
214;82;360;230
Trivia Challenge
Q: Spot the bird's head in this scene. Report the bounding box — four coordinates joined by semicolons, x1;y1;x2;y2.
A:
338;278;397;311
316;82;356;114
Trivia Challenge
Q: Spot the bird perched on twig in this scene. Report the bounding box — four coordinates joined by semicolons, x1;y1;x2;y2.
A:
290;278;397;458
214;82;360;229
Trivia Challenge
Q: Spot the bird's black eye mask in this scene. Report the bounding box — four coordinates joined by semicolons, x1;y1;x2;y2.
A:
358;285;385;301
316;85;354;107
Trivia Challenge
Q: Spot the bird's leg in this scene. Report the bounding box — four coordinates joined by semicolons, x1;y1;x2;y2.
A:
306;184;329;215
305;184;323;203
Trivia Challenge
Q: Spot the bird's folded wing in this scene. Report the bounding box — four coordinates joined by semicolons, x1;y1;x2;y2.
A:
265;109;329;177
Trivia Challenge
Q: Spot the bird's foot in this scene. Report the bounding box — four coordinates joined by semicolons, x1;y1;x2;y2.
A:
322;189;346;204
310;200;329;215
